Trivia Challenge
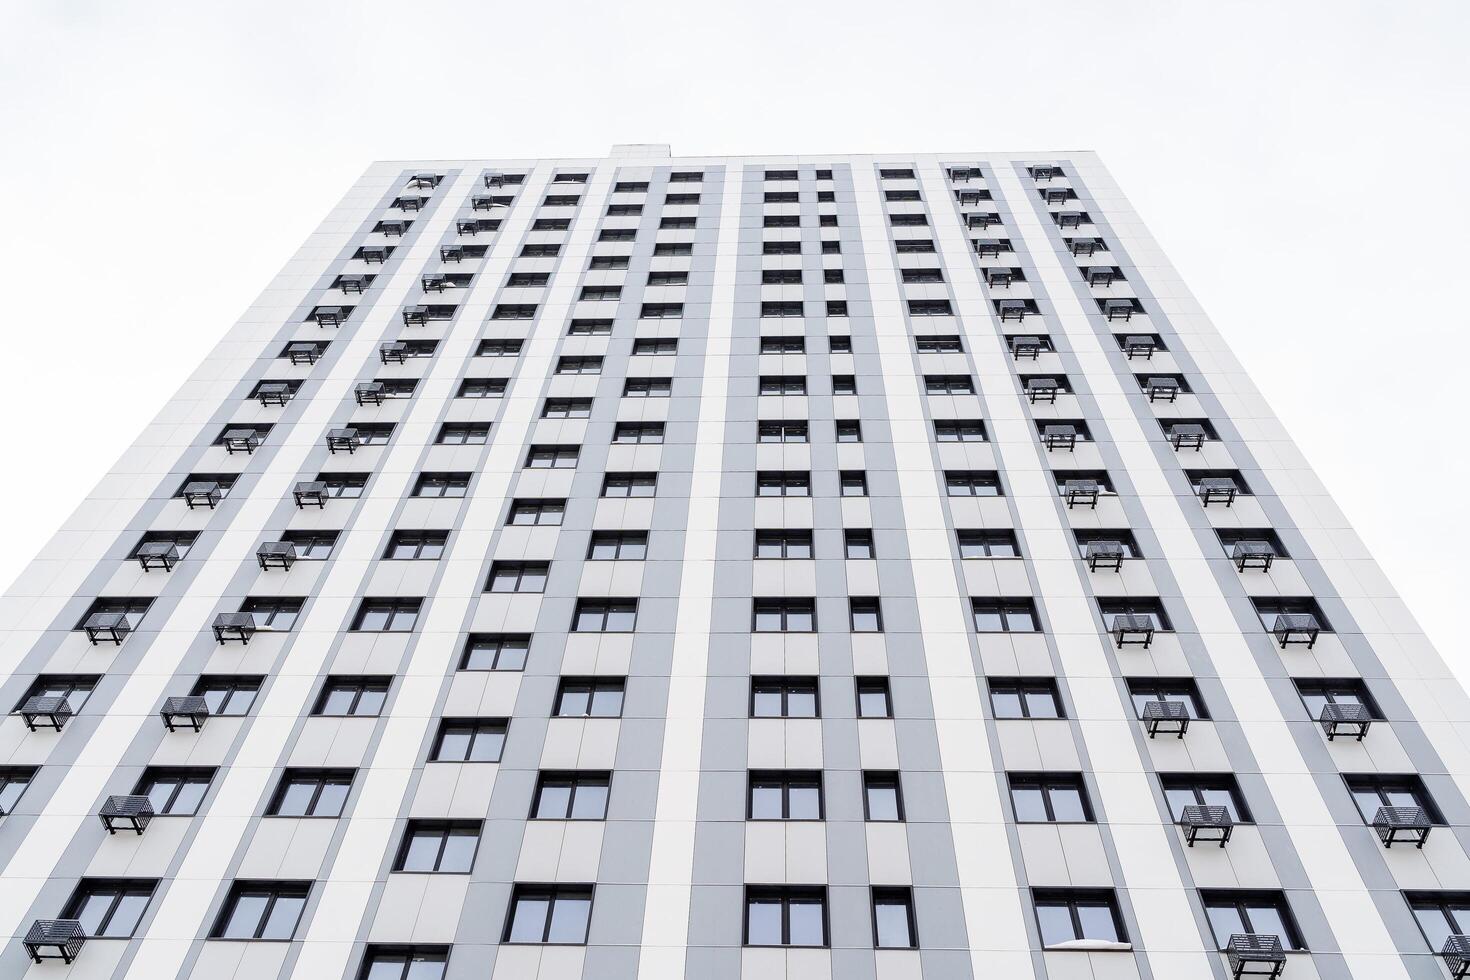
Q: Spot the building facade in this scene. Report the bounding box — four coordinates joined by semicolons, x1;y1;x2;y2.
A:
0;144;1466;980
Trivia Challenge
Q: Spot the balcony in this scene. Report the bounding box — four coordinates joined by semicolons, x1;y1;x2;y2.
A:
1169;423;1207;452
1442;935;1470;978
287;342;323;365
1123;335;1157;359
255;382;292;407
326;428;360;454
355;382;385;406
1010;335;1045;360
1373;805;1431;848
380;341;408;364
135;541;180;572
1103;298;1137;321
1180;804;1233;847
1142;700;1189;739
19;695;73;732
221;428;261;455
1041;424;1077;452
1063;479;1100;509
1272;613;1321;649
1144;376;1180;403
159;695;210;732
212;611;256;645
1110;613;1155;648
1320;702;1372;741
1084;540;1125;572
312;306;347;327
1232;540;1276;572
1025;377;1060;404
83;612;130;645
23;920;85;965
1225;933;1285;978
99;794;153;835
1198;477;1238;507
257;541;297;571
293;480;328;509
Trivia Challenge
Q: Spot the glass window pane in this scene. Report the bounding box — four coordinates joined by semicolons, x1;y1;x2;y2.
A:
866;785;900;821
751;689;782;717
1048;786;1088;822
104;892;150;937
355;688;387;715
754;608;782;631
606;606;637;631
1205;904;1244;947
170;779;208;815
589;689;623;716
1244;904;1289;944
1162;787;1194;821
786;689;816;717
546;895;590;943
1074;902;1118;941
570;783;608;820
858;690;888;717
320;689;356;714
749;783;784;819
788;898;825;946
508;896;550;942
436;730;471;761
1035;903;1075;945
747;898;782;944
439;828;478;871
1011;786;1048;822
1004;609;1036;631
537;784;572;818
466;728;505;762
401;831;442;871
559;690;591;716
991;691;1023;718
1414;906;1454;951
260;893;304;939
314;780;350;816
404;957;447;980
788;784;821;820
74;893;114;936
1198;787;1241;820
1023;691;1059;718
220;893;269;938
973;609;1003;631
874;899;913;948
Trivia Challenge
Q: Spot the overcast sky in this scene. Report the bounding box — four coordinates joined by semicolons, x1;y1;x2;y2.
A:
1;0;1466;670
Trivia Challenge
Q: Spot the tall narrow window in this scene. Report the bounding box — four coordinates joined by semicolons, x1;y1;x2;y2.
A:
872;888;918;949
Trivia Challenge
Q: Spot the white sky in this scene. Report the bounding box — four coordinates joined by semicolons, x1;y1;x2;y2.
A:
1;1;1467;670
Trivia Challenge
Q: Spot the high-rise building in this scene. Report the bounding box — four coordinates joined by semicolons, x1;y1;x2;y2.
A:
1;144;1465;980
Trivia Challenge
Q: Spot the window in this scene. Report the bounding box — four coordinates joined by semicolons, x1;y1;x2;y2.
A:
211;881;310;940
761;301;804;318
383;531;447;561
762;269;802;284
460;633;530;671
525;445;580;468
0;767;36;814
432;719;507;762
755;530;813;559
507;498;564;525
177;472;238;502
935;419;987;442
317;472;368;497
751;677;818;718
520;244;559;257
1032;889;1126;947
971;598;1039;632
486;562;549;594
587;531;648;560
653;242;692;256
760;336;805;354
436;422;490;445
946;470;1003;496
571;599;637;632
915;334;962;352
989;678;1064;719
872;889;918;949
757;421;808;443
753;598;816;632
844;529;875;559
901;268;944;284
613;180;648;192
749;771;822;820
894;239;935;253
554;678;625;717
1074;529;1140;559
63;879;157;938
1252;597;1329;632
352;598;421;632
1010;773;1092;822
849;598;883;632
908;299;952;317
1099;597;1172;631
602;472;657;497
957;529;1019;558
533;217;571;231
756;470;809;496
132;530;199;562
763;214;800;228
1407;893;1470;952
832;375;856;395
840;470;868;496
542;397;593;419
612;422;664;443
762;241;801;255
268;769;354;817
504;885;593;944
457;377;506;399
413;472;470;498
925;375;975;395
835;419;862;442
588;255;629;270
357;947;448;980
505;272;550;287
532;772;610;819
633;337;679;354
605;203;642;216
1344;774;1439;824
191;676;262;716
670;170;703;182
759;375;806;395
623;377;671;397
851;679;891;720
659;216;696;229
1126;678;1208;719
828;335;852;353
639;302;683;318
241;596;304;631
663;192;699;204
492;304;538;320
1200;891;1305;950
863;772;904;821
17;674;99;713
1159;774;1251;823
745;887;827;947
134;767;213;816
313;677;390;716
395;821;481;873
556;355;602;375
78;597;153;631
278;531;339;559
1294;679;1379;721
477;339;523;357
579;285;621;301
